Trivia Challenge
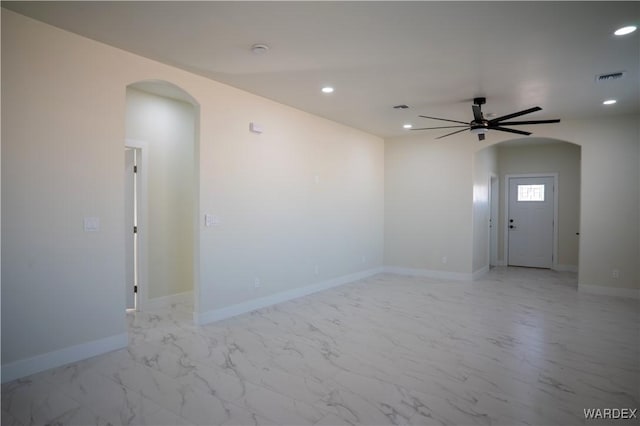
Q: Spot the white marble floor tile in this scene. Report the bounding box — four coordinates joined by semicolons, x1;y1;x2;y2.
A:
1;378;81;425
3;267;638;425
217;404;278;426
232;385;329;426
312;412;356;426
1;409;25;426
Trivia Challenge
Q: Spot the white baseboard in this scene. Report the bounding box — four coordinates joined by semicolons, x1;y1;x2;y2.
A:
553;264;578;273
472;265;490;280
383;266;474;281
579;284;640;300
1;333;127;384
195;267;384;325
144;291;193;311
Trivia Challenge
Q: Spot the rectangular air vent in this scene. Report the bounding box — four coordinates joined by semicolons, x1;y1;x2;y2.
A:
596;71;626;82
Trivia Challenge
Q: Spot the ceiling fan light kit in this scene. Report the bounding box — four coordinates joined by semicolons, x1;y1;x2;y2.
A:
411;96;561;141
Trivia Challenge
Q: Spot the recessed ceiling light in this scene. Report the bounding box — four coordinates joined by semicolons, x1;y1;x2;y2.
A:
403;124;413;129
603;99;617;105
321;86;334;94
614;25;637;36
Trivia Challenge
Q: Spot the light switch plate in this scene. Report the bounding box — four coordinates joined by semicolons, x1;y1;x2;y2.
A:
249;122;264;134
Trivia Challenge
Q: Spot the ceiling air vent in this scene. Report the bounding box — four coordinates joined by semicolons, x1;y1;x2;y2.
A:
596;71;626;82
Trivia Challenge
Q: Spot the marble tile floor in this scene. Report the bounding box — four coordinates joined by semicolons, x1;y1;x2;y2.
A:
2;267;639;426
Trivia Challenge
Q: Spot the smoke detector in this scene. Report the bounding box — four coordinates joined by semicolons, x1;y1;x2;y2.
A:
251;43;270;54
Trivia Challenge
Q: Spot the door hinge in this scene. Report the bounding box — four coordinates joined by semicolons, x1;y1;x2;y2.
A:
134;285;138;293
133;226;138;234
133;165;138;173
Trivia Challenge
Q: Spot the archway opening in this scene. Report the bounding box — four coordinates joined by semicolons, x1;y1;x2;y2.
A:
473;138;581;280
125;80;200;316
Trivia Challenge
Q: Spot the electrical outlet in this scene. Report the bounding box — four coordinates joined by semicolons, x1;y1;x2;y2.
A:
441;256;448;264
83;217;100;232
612;269;620;279
361;255;366;264
314;265;319;275
254;277;261;288
205;214;223;227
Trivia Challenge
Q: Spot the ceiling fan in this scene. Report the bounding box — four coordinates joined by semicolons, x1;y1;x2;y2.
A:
411;97;560;141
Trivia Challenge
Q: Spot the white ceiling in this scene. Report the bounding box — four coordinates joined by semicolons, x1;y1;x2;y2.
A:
4;1;639;138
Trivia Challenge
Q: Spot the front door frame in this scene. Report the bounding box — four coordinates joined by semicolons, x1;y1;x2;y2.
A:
504;173;559;269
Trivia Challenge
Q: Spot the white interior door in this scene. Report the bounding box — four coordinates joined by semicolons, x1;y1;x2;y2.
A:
508;176;554;268
124;148;136;309
490;177;499;266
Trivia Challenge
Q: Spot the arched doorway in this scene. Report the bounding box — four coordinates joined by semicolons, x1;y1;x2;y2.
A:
473;138;581;276
124;80;200;316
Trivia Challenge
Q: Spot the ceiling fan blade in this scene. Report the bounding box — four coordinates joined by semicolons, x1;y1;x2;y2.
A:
472;105;483;122
419;115;469;125
411;125;469;130
436;128;469;139
478;133;486;141
490;126;532;136
496;119;561;125
489;106;542;124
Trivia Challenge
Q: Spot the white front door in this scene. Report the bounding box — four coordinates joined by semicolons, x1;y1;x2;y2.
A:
508;176;554;268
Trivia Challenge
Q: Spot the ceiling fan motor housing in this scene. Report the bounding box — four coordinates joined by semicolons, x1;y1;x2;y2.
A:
471;122;489;129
